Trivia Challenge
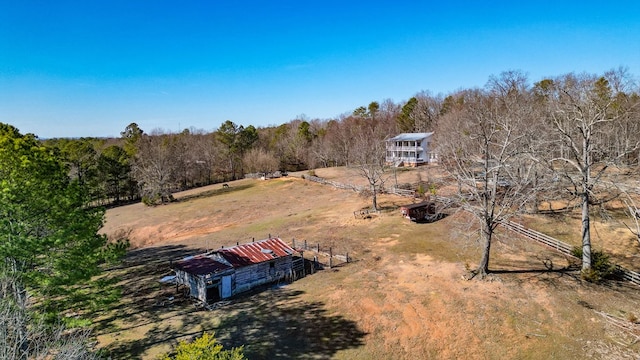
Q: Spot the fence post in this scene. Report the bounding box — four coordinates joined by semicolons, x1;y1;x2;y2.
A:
317;243;320;252
292;238;296;248
346;252;349;263
304;239;307;250
329;247;333;268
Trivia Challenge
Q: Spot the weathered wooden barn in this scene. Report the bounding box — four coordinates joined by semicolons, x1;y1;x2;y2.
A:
172;237;299;303
400;201;437;222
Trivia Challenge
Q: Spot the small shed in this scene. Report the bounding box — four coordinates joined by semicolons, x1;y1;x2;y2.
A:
172;237;297;303
400;201;436;222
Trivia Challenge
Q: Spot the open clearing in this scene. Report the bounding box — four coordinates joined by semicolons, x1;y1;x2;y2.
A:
96;167;640;359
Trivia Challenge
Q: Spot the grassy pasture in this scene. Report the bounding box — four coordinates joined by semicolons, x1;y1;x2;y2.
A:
95;167;640;359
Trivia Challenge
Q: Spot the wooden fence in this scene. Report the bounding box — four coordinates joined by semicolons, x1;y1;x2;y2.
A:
303;174;424;198
290;256;305;280
387;187;416;197
303;175;366;192
353;209;377;219
615;265;640;285
500;220;640;286
291;238;350;269
244;171;286;179
301;174;640;287
500;221;574;255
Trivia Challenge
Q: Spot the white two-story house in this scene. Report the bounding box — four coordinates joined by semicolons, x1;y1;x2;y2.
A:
385;132;437;167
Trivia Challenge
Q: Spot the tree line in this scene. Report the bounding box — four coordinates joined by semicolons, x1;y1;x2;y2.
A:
23;67;640;277
38;86;453;207
39;100;404;205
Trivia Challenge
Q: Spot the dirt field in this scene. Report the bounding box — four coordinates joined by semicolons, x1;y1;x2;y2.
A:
95;167;640;359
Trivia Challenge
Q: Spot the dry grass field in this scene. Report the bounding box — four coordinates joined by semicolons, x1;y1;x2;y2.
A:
95;167;640;359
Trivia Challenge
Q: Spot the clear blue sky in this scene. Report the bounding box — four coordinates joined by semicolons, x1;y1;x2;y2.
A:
1;1;639;138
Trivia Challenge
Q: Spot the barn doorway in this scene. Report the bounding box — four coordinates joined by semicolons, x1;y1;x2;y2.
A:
206;285;220;302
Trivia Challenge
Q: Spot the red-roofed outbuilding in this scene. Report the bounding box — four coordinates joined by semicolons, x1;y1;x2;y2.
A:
172;237;302;303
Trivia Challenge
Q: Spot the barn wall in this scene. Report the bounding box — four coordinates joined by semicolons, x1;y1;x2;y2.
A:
202;270;234;302
233;256;293;295
175;269;207;302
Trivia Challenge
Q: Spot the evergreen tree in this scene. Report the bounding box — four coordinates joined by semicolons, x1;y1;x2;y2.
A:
0;123;119;296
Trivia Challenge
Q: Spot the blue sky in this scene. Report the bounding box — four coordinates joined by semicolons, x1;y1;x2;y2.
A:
1;1;639;138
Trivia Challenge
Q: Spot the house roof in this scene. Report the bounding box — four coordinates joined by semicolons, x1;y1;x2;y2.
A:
173;254;232;275
216;237;294;267
173;238;295;275
388;132;433;142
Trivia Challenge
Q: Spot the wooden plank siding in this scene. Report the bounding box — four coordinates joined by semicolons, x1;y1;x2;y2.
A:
232;256;293;294
172;238;299;303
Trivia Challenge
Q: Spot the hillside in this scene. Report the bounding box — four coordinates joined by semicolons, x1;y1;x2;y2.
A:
97;168;640;359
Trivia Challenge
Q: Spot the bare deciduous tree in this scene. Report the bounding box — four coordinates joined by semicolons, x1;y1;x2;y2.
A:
243;148;280;175
350;118;391;211
621;194;640;246
132;130;178;205
193;132;225;185
537;71;640;272
414;91;442;132
310;131;334;168
436;72;541;278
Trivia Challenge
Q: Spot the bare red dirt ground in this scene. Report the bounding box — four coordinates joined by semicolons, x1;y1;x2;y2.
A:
96;167;640;359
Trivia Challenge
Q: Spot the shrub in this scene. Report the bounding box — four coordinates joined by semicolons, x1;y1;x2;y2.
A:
307;169;316;177
571;247;617;282
142;193;174;206
159;332;245;360
142;194;159;206
398;182;412;190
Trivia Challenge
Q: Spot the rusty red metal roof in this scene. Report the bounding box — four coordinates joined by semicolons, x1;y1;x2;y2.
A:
217;237;294;267
173;238;295;275
173;254;232;275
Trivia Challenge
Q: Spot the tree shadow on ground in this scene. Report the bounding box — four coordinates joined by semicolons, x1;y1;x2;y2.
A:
490;267;581;280
414;213;449;224
103;284;366;360
93;244;202;334
175;183;254;202
487;257;583;285
104;319;211;359
215;286;367;359
98;245;366;359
